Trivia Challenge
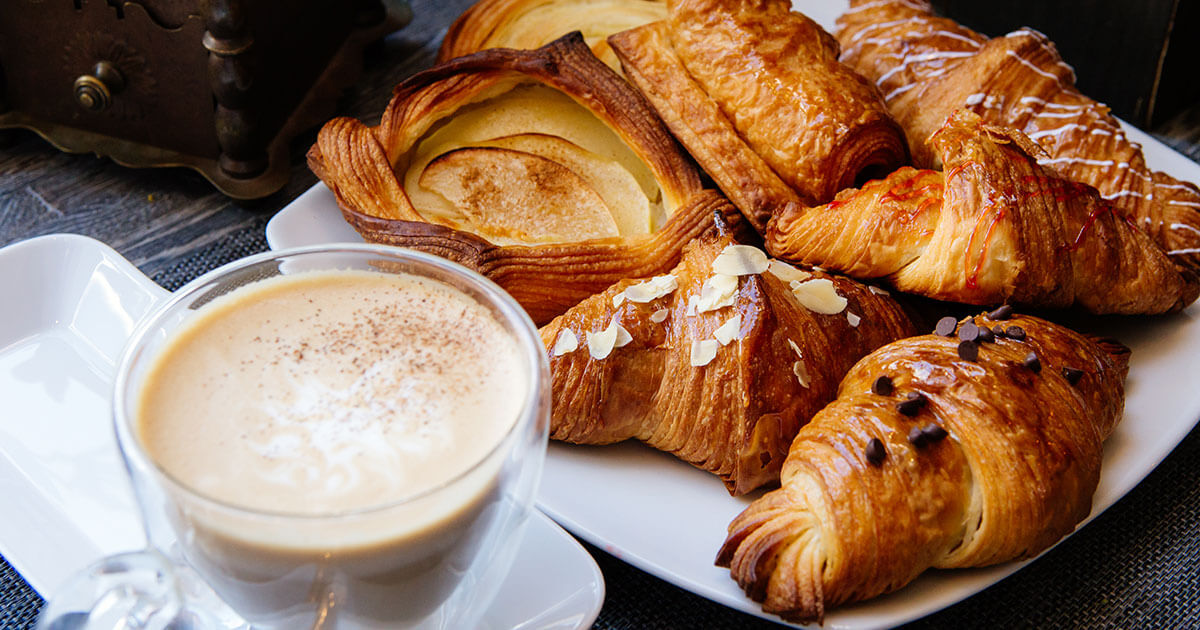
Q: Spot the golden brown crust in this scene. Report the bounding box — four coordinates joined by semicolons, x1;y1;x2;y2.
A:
308;32;712;324
764;110;1198;314
717;312;1127;622
540;216;916;494
440;0;666;69
835;0;1200;277
610;22;805;232
607;0;907;232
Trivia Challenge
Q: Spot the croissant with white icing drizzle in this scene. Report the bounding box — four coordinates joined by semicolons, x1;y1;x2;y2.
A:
607;0;908;232
717;310;1128;622
765;110;1198;314
835;0;1200;276
540;215;916;495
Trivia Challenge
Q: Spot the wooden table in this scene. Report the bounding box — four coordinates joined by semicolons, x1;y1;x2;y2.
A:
3;0;1200;628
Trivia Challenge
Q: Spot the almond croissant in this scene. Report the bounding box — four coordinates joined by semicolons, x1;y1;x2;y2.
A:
608;0;908;231
765;110;1198;314
718;311;1128;622
540;216;915;495
835;0;1200;277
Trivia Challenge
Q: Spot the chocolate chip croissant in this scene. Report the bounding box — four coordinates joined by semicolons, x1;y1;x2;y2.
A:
765;110;1198;314
608;0;908;231
835;0;1200;277
717;310;1128;622
540;216;915;495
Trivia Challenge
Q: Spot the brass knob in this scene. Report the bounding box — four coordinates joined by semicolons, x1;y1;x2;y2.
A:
73;61;125;112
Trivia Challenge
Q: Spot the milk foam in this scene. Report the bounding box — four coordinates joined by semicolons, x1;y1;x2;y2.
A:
137;269;527;516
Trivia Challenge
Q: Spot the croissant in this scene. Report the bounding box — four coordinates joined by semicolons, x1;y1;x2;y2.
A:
717;310;1128;622
608;0;907;231
540;215;915;495
835;0;1200;277
439;0;665;70
765;110;1198;314
308;32;714;324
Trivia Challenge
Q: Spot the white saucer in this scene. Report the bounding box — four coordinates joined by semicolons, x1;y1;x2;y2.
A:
0;233;604;630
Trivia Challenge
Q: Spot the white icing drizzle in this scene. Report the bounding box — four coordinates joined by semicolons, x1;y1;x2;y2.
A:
1004;49;1063;82
844;0;930;14
885;82;918;101
1171;223;1200;236
1038;157;1123;168
1025;124;1089;141
875;50;975;86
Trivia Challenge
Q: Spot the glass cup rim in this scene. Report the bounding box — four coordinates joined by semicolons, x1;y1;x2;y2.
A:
112;242;549;521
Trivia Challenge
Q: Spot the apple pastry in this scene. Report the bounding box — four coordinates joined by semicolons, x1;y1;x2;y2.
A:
835;0;1200;277
440;0;666;70
308;32;716;323
765;111;1198;314
540;213;916;495
608;0;908;231
718;310;1128;622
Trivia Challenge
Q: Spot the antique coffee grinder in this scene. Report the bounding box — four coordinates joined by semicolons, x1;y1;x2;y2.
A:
0;0;410;198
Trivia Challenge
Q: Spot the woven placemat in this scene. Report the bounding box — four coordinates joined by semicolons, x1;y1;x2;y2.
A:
4;229;1199;629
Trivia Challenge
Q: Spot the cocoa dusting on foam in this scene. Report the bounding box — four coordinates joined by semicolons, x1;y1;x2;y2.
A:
137;270;527;516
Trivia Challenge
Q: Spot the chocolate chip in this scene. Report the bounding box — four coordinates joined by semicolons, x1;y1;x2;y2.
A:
922;424;948;443
908;426;929;448
988;304;1014;320
992;325;1007;338
1062;366;1084;385
1023;351;1042;373
958;322;980;342
897;391;926;416
957;339;979;361
872;375;894;396
977;326;995;343
1005;326;1026;341
865;438;886;467
935;316;958;337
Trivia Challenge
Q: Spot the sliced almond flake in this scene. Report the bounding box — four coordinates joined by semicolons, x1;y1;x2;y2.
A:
793;359;811;388
624;275;679;303
787;338;804;358
847;311;861;327
650;309;669;323
551;329;578;356
697;273;738;313
686;295;699;317
712;244;770;276
791;278;848;315
586;324;618;360
614;323;633;348
767;259;812;284
690;339;720;367
611;291;627;308
869;285;890;296
713;314;742;345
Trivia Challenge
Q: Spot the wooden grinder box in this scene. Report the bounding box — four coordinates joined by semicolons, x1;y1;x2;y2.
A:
0;0;408;198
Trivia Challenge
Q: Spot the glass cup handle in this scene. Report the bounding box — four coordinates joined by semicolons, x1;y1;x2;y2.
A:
36;548;206;630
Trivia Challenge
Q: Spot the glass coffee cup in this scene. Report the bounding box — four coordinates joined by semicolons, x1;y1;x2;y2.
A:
37;244;551;629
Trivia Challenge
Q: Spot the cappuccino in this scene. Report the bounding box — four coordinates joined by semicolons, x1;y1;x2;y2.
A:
133;268;530;626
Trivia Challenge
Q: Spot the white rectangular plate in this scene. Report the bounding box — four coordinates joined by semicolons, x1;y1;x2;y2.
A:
264;2;1200;627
